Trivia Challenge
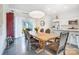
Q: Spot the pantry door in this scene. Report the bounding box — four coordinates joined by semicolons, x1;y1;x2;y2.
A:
6;12;14;37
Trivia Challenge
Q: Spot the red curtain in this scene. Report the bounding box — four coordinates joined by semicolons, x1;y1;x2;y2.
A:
6;12;14;37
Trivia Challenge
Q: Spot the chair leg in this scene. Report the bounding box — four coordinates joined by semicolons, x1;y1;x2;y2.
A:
27;40;31;51
55;38;57;42
63;50;65;55
28;43;32;51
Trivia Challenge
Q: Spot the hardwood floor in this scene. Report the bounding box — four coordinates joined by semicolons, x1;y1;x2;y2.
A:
3;37;79;55
65;45;79;55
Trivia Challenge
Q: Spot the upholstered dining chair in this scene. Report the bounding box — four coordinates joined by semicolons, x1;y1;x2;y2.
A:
45;29;60;43
46;32;69;55
46;33;60;44
23;29;40;50
40;28;44;32
23;29;28;40
45;29;51;34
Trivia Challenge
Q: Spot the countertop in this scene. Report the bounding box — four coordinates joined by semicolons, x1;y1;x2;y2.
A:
53;28;79;32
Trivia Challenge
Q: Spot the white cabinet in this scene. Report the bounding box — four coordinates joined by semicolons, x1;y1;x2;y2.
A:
66;32;79;48
76;36;79;48
68;32;77;45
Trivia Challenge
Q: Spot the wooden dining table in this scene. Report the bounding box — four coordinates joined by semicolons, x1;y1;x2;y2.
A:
30;32;59;49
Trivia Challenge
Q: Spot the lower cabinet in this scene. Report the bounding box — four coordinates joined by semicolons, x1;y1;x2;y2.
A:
68;32;79;48
76;35;79;48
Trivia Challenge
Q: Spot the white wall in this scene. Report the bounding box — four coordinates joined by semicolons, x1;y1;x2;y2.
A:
0;5;8;54
14;15;26;38
34;16;52;32
0;5;4;54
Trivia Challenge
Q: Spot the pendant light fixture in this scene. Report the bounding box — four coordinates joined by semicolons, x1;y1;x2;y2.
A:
29;10;45;19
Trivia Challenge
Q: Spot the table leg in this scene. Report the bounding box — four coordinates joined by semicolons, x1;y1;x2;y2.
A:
35;40;45;54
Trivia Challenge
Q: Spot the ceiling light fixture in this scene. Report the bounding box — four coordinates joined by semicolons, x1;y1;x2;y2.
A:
29;10;45;19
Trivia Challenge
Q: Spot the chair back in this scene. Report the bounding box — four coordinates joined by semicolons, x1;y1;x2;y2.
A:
45;29;50;33
57;32;69;53
23;30;31;40
40;28;44;32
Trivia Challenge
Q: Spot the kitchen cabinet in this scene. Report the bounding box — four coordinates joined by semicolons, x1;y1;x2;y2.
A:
68;32;79;48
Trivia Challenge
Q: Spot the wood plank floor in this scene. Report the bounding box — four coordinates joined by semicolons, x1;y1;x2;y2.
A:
3;37;79;55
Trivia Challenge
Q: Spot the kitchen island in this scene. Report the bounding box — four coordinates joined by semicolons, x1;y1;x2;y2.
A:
52;28;79;48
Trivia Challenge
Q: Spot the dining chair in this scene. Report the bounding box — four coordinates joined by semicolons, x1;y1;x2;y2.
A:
45;29;51;34
23;29;28;40
23;29;40;50
45;29;60;43
40;28;44;32
46;33;60;44
46;32;69;55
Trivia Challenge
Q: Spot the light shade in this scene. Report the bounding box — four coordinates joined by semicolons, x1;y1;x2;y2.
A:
29;10;45;19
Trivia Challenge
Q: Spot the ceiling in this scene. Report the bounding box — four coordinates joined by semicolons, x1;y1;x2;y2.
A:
8;4;79;16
